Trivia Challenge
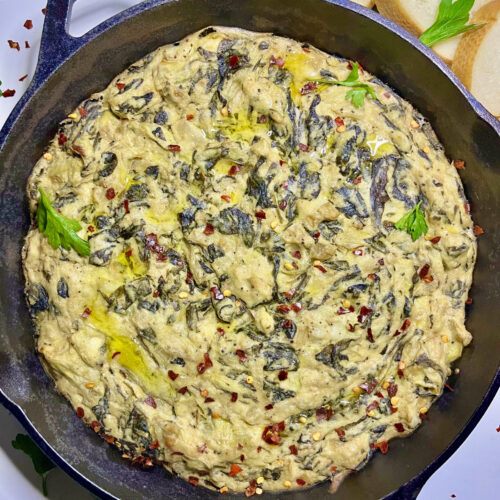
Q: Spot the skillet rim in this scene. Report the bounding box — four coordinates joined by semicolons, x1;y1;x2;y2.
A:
0;1;499;499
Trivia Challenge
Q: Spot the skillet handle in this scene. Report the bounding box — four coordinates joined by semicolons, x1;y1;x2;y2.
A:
34;0;83;82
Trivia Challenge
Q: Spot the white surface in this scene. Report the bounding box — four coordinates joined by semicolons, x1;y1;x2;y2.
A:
0;1;498;498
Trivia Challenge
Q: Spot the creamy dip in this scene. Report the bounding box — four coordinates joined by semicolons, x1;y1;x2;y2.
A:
23;26;476;495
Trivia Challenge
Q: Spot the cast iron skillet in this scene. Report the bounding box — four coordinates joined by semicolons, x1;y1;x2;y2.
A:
0;0;499;498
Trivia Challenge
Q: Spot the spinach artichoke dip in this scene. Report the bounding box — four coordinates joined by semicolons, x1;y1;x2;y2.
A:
23;27;476;495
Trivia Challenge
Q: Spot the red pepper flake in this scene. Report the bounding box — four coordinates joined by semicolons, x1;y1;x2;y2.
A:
296;478;306;486
376;391;384;398
178;386;188;394
90;420;101;432
25;41;30;49
316;407;333;421
291;302;302;312
353;176;362;184
496;425;500;432
210;286;223;300
387;382;398;398
278;370;288;381
314;264;327;273
204;397;214;403
197;353;213;374
300;81;317;95
149;439;160;450
277;304;290;314
116;82;125;91
105;187;115;200
451;496;456;499
359;379;378;394
221;194;231;203
186;114;194;120
334;117;345;128
239;454;245;462
473;225;484;236
289;444;298;455
255;210;266;220
397;369;404;378
2;89;15;98
203;222;214;235
423;275;434;283
292;250;302;259
394;423;405;433
228;55;239;68
453;160;465;170
430;236;441;244
217;327;225;335
24;20;33;29
168;370;179;381
292;261;299;270
58;133;68;146
188;476;199;486
367;273;377;281
299;143;309;152
8;40;20;51
19;74;28;82
353;247;363;256
372;440;389;454
444;383;455;392
336;306;350;315
378;258;385;265
464;201;471;214
111;351;121;359
123;199;130;213
76;407;84;418
335;428;345;438
258;114;267;123
145;396;157;409
88;225;95;233
401;319;411;331
279;200;287;210
419;263;430;279
78;107;87;118
367;328;375;343
357;306;373;323
125;249;133;257
348;323;355;332
231;392;238;402
229;464;242;477
466;297;473;305
269;55;285;67
312;231;321;241
264;403;274;410
228;164;242;176
262;421;285;445
81;307;91;319
285;288;297;299
366;401;379;413
236;349;247;363
282;319;293;329
167;144;181;152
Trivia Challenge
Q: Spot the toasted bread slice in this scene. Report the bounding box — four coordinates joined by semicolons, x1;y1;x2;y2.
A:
452;1;500;117
375;0;491;64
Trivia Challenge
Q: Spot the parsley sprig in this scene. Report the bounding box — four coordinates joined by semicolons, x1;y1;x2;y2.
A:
419;0;485;47
312;62;377;108
12;434;55;496
395;201;428;241
36;187;90;256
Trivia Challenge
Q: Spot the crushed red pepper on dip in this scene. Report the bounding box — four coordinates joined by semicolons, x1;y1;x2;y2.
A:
23;26;476;495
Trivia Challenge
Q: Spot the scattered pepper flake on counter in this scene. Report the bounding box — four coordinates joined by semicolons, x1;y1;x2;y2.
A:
8;40;20;51
24;19;33;29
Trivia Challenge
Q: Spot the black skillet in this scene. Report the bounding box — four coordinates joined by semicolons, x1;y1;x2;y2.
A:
0;0;499;498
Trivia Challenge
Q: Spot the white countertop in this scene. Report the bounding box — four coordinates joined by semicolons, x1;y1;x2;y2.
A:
0;1;498;498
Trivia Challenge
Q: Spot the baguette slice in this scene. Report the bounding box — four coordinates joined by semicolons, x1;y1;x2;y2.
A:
452;1;500;118
350;0;375;7
375;0;490;64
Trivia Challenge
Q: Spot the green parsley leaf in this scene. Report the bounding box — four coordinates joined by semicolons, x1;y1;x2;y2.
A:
36;187;90;256
312;62;377;108
0;80;3;97
419;0;485;47
395;201;429;241
12;434;56;496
